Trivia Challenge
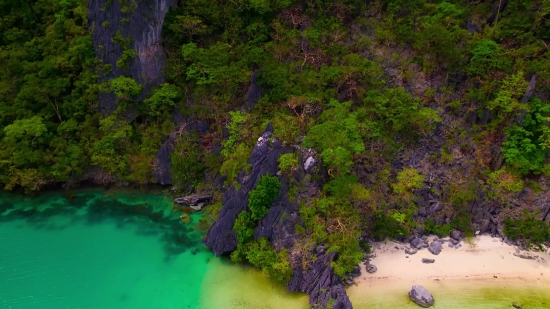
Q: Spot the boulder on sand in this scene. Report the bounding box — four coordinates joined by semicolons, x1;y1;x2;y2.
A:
409;285;435;308
428;240;442;255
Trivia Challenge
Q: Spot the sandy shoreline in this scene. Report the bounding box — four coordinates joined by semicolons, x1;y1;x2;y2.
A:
348;235;550;308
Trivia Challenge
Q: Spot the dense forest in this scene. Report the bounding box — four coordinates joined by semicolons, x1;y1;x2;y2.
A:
2;0;550;306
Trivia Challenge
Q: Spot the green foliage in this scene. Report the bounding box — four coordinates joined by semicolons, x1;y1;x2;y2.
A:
170;132;204;190
504;211;550;247
486;72;528;117
143;83;181;117
246;238;293;283
233;211;256;245
303;100;364;175
467;40;511;77
370;211;410;240
222;111;250;158
106;76;142;101
278;153;299;175
502;98;550;175
362;87;441;140
487;169;524;198
220;143;252;185
392;168;425;197
248;175;281;220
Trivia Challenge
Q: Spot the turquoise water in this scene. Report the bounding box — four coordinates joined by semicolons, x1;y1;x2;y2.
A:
0;189;308;309
0;189;209;309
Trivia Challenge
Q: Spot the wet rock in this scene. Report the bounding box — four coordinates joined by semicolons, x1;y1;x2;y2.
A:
422;258;435;264
428;241;442;255
409;285;435;308
367;264;377;273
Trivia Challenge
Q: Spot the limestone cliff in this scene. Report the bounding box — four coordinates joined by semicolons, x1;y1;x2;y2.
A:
87;0;176;113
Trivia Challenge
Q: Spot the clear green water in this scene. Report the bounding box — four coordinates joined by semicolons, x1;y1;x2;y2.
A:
0;189;308;309
4;189;547;309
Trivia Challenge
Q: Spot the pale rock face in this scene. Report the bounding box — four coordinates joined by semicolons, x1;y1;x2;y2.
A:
304;157;316;172
88;0;176;112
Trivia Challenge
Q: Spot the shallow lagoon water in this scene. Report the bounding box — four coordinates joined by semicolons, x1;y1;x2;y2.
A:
2;189;549;309
0;189;307;309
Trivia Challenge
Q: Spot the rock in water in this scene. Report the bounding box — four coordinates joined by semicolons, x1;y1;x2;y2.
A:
428;241;442;255
409;285;435;308
366;264;377;273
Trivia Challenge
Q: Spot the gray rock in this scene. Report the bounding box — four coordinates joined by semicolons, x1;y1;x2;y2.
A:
405;248;418;255
451;230;462;241
175;194;213;206
367;264;377;273
409;285;435;308
428;241;442;255
422;258;435;264
410;238;425;249
304;157;316;173
448;243;455;248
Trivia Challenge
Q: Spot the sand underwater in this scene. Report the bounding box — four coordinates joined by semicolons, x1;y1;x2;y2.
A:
1;189;549;308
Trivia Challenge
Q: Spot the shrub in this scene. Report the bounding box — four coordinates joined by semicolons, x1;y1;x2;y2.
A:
504;212;550;247
278;153;299;175
487;169;524;197
467;40;511;77
502;98;550;175
246;238;293;284
248;175;281;220
392;168;425;197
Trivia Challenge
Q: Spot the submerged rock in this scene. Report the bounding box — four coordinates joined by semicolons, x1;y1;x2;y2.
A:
409;285;435;308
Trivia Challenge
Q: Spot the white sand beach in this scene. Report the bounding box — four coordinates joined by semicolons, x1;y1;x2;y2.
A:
347;235;550;308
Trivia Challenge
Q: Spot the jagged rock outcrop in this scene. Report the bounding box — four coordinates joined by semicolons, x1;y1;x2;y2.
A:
289;252;352;309
204;123;289;255
204;123;353;308
88;0;176;113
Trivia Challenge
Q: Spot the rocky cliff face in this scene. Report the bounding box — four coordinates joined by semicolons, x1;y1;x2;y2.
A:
204;123;353;309
88;0;175;113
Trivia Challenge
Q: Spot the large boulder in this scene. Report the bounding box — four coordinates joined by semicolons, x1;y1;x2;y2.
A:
428;240;442;255
409;285;435;308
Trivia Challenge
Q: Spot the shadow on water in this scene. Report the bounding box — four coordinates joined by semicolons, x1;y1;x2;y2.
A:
0;190;204;261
